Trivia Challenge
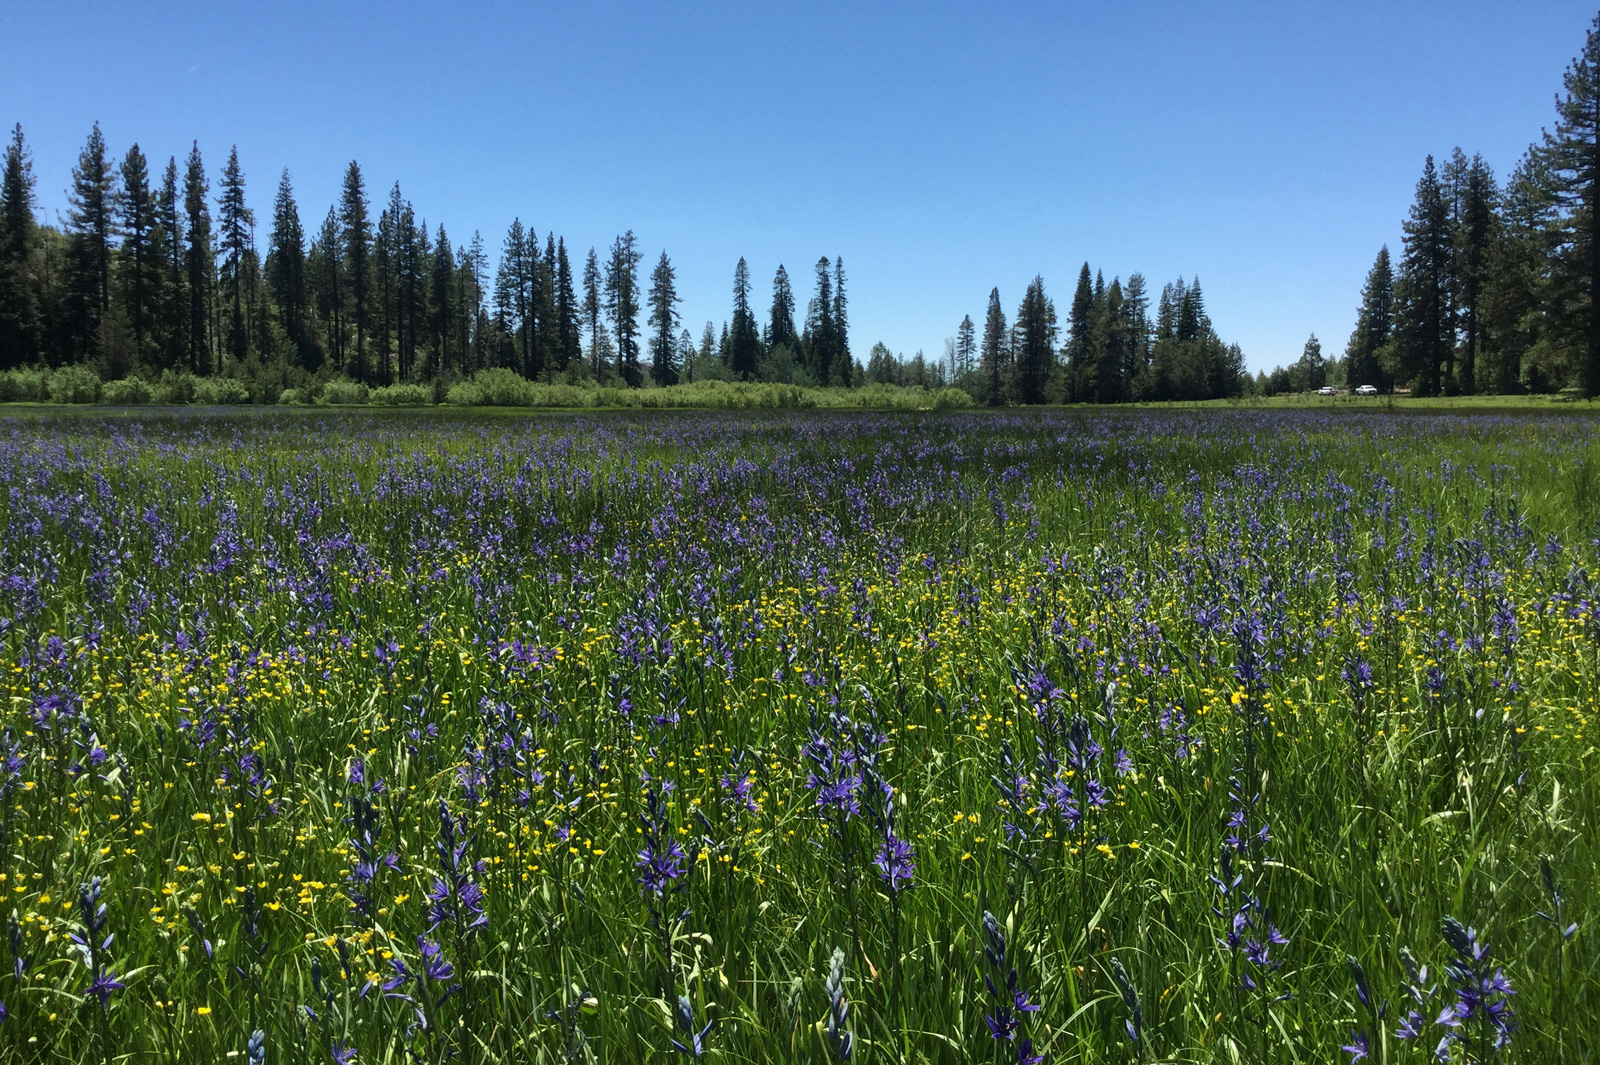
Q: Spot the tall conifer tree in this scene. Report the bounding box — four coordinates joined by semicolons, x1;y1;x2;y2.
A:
117;144;157;366
266;169;309;368
216;146;253;362
1344;246;1394;392
605;231;642;386
831;257;850;384
1543;12;1600;395
768;263;797;348
338;161;372;381
182;142;212;374
1014;276;1057;404
1395;156;1452;394
0;124;39;366
647;249;681;385
66;123;115;358
979;287;1007;406
730;257;760;380
157;158;184;369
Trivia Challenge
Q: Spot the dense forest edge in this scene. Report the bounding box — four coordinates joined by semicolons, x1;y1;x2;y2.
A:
5;14;1600;406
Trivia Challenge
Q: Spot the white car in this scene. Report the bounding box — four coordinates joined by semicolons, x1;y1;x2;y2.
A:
1355;385;1379;396
1317;386;1337;396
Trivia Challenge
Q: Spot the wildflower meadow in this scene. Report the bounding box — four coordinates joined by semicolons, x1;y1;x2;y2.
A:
0;406;1594;1063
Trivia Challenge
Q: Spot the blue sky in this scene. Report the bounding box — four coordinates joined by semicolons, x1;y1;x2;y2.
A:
2;1;1593;371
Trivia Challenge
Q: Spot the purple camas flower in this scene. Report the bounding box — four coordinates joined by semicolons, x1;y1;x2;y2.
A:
86;969;125;1005
636;785;687;898
428;802;487;937
980;911;1042;1061
1341;1030;1370;1062
670;995;712;1058
418;936;456;983
70;876;121;1009
873;834;915;894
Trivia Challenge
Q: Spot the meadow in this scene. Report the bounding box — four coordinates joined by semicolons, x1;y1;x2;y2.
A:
0;406;1594;1064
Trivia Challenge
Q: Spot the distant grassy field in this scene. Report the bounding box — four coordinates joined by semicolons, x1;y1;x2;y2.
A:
0;406;1594;1064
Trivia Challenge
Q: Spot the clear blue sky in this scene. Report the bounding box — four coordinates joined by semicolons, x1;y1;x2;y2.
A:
2;1;1594;371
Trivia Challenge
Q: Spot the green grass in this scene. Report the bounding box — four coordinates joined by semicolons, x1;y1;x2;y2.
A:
0;406;1594;1064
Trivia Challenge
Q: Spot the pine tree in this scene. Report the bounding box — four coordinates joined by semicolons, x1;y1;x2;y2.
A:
1092;277;1127;402
1295;334;1326;391
313;206;343;369
677;327;695;382
768;263;797;349
216;146;253;363
1394;156;1453;394
831;257;850;384
0;124;39;367
1344;247;1394;391
465;232;489;372
1013;276;1057;404
116;143;157;368
266;169;309;369
1444;150;1498;394
524;227;545;378
537;234;559;378
157;158;184;369
583;246;602;375
377;183;403;381
698;321;716;381
397;207;424;380
979;287;1007;405
495;220;529;375
954;313;976;378
1543;12;1600;394
804;257;833;383
66;122;116;359
183;142;212;374
429;223;454;377
1482;153;1554;392
1122;273;1152;396
730;257;760;380
605;231;642;386
647;249;681;385
339;161;372;381
555;237;580;374
1064;263;1094;401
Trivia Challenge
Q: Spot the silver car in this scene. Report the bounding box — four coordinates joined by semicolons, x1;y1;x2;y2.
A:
1355;385;1379;396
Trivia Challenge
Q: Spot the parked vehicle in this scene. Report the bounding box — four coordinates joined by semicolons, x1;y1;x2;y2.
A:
1317;386;1337;396
1355;384;1379;396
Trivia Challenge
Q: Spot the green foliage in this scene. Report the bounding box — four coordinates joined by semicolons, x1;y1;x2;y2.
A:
368;382;431;406
193;375;252;405
0;366;48;401
318;377;369;405
46;363;102;403
101;376;155;404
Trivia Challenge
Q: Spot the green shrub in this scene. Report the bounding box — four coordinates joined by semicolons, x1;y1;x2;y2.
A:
157;370;198;405
278;388;305;405
102;377;156;404
194;376;252;405
319;379;370;405
369;383;432;407
47;364;102;404
0;368;49;402
445;368;537;407
929;387;975;410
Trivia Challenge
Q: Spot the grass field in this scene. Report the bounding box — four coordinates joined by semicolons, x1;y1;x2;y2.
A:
0;407;1595;1064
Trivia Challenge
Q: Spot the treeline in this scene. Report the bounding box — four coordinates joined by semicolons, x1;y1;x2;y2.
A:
0;124;873;397
940;268;1246;405
1257;13;1600;397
